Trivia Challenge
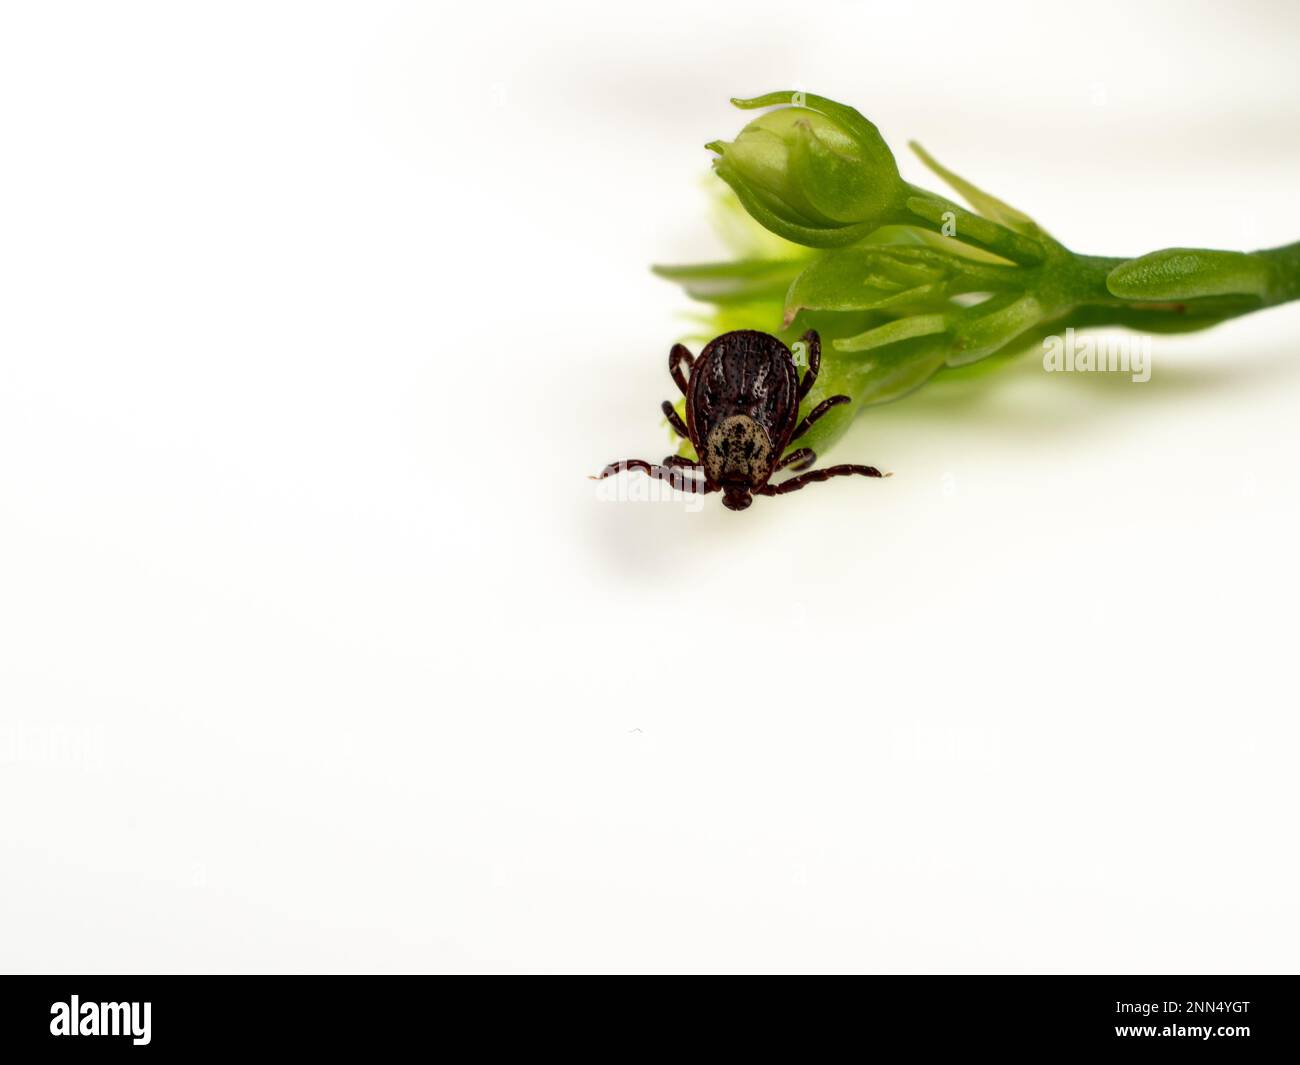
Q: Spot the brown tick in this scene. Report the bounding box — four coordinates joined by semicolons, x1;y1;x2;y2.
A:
597;329;888;511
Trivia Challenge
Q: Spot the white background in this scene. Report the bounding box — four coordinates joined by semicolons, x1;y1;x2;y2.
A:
2;0;1298;973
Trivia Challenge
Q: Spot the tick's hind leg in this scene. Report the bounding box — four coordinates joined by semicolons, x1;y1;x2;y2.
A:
790;394;851;442
661;400;689;439
662;455;702;469
796;330;821;400
757;464;888;497
775;447;815;472
669;344;695;396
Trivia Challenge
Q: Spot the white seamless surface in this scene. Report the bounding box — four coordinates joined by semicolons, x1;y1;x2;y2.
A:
1;0;1297;973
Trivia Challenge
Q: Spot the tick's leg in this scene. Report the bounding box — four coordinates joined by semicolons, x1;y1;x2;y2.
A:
669;343;695;396
775;447;816;472
757;464;888;496
790;394;851;442
662;455;702;469
796;330;821;400
661;400;689;439
595;460;711;494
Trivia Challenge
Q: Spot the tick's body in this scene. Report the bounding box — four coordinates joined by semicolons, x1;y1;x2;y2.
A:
598;329;887;511
689;330;797;492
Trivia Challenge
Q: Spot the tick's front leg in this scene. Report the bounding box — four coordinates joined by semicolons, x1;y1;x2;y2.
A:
790;394;851;442
669;343;694;396
661;400;689;439
795;330;821;400
594;460;710;494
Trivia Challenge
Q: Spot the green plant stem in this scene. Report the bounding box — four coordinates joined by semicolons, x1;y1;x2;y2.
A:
1257;241;1300;305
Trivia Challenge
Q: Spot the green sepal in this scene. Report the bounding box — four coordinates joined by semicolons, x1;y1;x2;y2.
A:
908;141;1045;238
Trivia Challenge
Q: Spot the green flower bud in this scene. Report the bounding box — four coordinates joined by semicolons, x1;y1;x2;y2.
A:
709;92;906;248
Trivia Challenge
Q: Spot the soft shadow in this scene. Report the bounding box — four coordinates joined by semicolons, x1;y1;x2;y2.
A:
857;337;1300;450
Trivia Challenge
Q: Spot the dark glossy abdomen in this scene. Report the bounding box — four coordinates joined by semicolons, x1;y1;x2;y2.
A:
687;330;798;442
687;330;798;488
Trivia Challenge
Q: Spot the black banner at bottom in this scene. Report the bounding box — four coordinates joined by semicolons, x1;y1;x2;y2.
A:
0;975;1291;1054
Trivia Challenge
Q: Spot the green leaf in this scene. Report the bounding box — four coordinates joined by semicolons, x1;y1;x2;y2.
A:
653;258;804;305
908;141;1044;237
784;248;936;324
947;293;1043;367
835;314;950;353
1106;248;1272;300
